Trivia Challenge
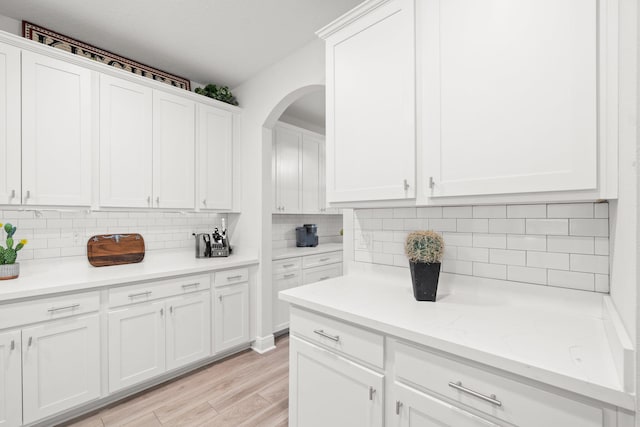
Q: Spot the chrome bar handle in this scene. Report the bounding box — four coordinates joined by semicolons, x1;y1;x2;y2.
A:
283;273;296;278
10;340;14;351
319;258;330;262
48;303;80;313
169;306;173;315
128;291;152;299
218;295;223;302
227;275;243;280
24;190;30;202
147;196;151;205
283;263;295;268
319;276;331;281
313;329;339;342
160;308;164;316
28;337;32;347
396;401;403;415
156;196;160;206
429;176;435;189
182;283;200;290
448;381;502;407
9;189;15;200
404;179;410;190
369;386;376;401
202;199;207;206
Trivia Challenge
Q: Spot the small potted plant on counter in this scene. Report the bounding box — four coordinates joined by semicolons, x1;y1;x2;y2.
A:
405;230;444;301
0;223;27;280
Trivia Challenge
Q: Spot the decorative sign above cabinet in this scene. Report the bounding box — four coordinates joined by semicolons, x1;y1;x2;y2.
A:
22;21;191;90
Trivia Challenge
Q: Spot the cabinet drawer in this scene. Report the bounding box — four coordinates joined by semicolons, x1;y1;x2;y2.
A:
302;263;342;285
302;251;342;269
290;306;383;369
394;341;605;427
109;274;210;308
214;268;249;286
0;292;99;330
273;257;302;275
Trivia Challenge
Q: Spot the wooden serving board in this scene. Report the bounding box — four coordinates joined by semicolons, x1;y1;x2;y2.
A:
87;234;145;267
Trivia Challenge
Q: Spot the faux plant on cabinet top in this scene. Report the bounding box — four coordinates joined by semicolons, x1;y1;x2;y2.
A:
0;223;27;264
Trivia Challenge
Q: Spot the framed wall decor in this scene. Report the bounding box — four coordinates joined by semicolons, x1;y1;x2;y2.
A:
23;21;191;90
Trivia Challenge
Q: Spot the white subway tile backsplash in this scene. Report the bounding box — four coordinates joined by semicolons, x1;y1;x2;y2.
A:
570;219;609;237
526;219;568;235
353;202;609;293
273;213;343;249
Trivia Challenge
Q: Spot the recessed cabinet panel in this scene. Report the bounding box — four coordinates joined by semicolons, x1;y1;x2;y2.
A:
213;283;249;353
327;0;415;202
99;74;153;208
274;125;302;213
301;136;321;213
423;0;598;197
0;43;20;206
198;104;233;210
166;293;211;370
22;51;92;206
22;315;100;424
153;90;195;209
0;330;21;427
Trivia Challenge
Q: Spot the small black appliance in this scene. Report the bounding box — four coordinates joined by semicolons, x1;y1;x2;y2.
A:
296;224;318;247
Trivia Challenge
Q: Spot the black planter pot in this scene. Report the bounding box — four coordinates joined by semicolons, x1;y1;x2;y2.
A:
409;261;441;301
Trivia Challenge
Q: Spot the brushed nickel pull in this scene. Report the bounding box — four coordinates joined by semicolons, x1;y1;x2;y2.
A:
319;258;330;262
147;196;151;205
227;275;243;280
24;190;30;202
319;276;331;281
448;381;502;407
169;306;173;315
202;199;207;206
313;329;339;342
10;340;14;351
429;176;435;189
284;273;296;278
160;308;164;316
156;196;160;206
404;179;410;191
28;337;32;347
182;283;200;290
218;295;223;302
9;189;15;199
128;291;152;299
283;263;295;268
369;386;376;401
47;303;80;313
396;400;403;415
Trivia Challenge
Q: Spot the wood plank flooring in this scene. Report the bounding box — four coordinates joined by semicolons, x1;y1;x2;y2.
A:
61;335;289;427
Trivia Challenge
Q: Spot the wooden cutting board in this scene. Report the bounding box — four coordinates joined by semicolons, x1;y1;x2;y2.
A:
87;234;145;267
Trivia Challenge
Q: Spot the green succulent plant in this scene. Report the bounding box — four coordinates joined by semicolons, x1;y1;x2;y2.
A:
194;84;239;106
405;230;444;264
0;223;27;265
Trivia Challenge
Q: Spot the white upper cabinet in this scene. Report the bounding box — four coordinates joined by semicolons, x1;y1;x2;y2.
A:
153;90;196;209
21;51;93;206
197;104;233;210
99;74;153;208
0;43;20;206
273;124;302;213
301;134;321;213
421;0;610;200
320;0;416;203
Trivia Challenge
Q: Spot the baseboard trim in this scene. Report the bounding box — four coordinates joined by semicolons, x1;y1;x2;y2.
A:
251;334;276;354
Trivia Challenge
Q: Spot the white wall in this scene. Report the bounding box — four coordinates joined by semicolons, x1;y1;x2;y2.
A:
231;39;325;349
0;14;20;36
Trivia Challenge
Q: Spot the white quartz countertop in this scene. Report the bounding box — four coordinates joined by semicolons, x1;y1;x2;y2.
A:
0;250;258;303
272;243;343;260
280;269;634;410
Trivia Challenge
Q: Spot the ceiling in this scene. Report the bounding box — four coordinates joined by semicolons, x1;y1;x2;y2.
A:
281;90;326;132
0;0;363;88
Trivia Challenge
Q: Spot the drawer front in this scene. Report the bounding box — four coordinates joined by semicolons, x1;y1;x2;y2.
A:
214;268;249;286
394;341;604;427
290;306;383;369
302;263;343;285
0;292;99;330
273;257;302;275
302;251;343;269
109;274;210;308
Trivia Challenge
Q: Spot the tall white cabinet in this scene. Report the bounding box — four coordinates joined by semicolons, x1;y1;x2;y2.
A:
273;124;302;213
0;43;20;206
0;331;21;427
21;51;93;206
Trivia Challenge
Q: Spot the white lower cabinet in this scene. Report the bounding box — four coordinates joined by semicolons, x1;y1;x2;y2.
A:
166;293;211;370
0;331;21;427
22;314;100;425
273;271;302;332
213;282;249;353
393;382;498;427
289;336;384;427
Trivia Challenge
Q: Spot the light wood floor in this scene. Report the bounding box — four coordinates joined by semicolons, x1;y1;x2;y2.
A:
61;335;289;427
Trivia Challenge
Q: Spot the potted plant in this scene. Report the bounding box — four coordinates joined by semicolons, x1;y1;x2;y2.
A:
0;223;27;280
405;230;444;301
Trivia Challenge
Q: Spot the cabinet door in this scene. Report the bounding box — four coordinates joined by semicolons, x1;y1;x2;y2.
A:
213;283;249;353
166;292;211;371
326;0;415;203
392;382;499;427
301;135;321;213
99;74;153;208
274;125;301;213
422;0;598;197
108;301;166;392
273;272;302;332
153;90;195;209
0;43;20;206
0;331;21;427
22;315;100;425
198;104;233;210
289;336;384;427
22;51;92;206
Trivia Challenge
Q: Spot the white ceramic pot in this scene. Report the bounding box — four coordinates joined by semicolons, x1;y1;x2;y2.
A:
0;263;19;280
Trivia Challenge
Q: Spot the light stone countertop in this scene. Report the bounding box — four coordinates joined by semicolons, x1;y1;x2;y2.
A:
272;243;343;261
280;268;634;410
0;249;258;303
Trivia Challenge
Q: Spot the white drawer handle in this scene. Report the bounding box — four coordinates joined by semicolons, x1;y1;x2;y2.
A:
448;381;502;407
283;263;295;268
47;303;80;313
284;273;296;278
227;275;243;280
129;291;152;299
313;329;340;342
319;258;330;262
182;283;200;290
319;276;331;281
